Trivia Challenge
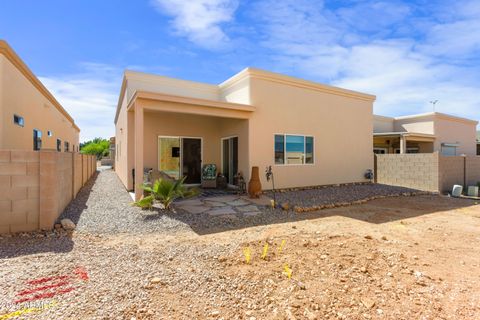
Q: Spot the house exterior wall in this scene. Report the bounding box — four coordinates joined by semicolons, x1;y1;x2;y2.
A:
115;69;375;192
393;115;435;134
141;108;249;183
125;71;220;103
114;96;130;189
373;116;394;133
248;77;373;189
374;113;478;156
0;45;79;151
434;116;477;155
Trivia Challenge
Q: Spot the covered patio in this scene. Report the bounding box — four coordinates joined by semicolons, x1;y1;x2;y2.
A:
373;132;435;154
128;91;255;200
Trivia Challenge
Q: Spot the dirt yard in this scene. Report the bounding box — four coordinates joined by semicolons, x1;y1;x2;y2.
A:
1;195;480;319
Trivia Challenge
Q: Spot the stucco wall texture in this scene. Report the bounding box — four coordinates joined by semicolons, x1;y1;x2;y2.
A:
375;153;480;193
0;42;80;151
115;68;376;197
0;150;96;234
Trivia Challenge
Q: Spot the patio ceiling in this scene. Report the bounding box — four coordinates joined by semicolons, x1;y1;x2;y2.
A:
374;132;436;142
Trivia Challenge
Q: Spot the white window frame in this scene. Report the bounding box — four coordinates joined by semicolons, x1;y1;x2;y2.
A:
274;134;315;166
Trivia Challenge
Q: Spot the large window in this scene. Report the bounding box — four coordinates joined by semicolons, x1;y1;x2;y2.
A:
274;134;314;165
33;129;42;150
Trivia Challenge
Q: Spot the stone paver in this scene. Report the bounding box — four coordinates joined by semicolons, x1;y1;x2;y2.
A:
227;199;251;206
208;207;237;216
180;205;210;214
206;195;239;203
236;205;260;213
204;201;227;207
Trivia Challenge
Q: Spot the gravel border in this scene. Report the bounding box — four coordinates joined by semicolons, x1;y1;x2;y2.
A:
59;169;429;235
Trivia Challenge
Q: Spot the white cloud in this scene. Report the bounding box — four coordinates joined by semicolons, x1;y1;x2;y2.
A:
152;0;239;49
252;0;480;123
39;63;121;142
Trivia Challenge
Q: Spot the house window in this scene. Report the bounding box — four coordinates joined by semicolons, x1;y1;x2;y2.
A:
14;114;25;127
441;145;457;156
64;141;69;152
394;147;419;154
48;131;53;137
373;148;387;154
274;134;314;165
33;129;42;150
57;139;62;152
274;135;284;164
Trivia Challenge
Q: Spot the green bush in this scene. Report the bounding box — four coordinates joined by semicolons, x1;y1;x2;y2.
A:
80;138;110;159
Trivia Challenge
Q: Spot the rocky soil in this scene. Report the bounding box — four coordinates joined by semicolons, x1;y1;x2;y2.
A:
1;170;479;319
59;170;426;236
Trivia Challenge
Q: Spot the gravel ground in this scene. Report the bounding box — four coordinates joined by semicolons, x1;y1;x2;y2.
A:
1;187;479;319
59;169;192;235
267;183;421;208
60;169;423;236
0;232;239;319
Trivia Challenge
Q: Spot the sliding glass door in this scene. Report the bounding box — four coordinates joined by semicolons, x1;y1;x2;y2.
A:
158;136;202;183
222;137;238;184
158;137;181;180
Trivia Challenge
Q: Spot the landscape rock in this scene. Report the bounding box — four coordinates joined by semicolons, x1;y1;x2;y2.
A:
60;218;76;230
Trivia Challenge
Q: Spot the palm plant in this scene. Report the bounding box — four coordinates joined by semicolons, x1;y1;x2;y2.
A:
133;177;198;210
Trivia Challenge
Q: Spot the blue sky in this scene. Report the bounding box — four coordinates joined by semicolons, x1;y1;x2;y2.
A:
1;0;479;141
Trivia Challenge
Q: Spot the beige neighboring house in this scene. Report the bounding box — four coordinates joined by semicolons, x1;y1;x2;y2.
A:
373;113;478;156
114;68;376;200
0;40;80;152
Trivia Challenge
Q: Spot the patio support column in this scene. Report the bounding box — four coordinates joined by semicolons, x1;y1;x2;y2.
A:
134;103;144;201
400;135;407;154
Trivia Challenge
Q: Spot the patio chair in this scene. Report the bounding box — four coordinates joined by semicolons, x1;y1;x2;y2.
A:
201;164;217;189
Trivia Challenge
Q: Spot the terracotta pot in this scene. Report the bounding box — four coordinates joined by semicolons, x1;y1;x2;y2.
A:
248;166;262;198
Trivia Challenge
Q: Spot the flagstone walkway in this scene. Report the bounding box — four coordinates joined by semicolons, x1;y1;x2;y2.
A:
175;195;272;217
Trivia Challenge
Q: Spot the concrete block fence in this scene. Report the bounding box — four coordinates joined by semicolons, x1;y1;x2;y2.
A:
375;152;480;193
0;150;96;234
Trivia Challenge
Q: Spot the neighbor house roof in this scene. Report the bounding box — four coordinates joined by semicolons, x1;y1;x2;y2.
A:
114;67;376;124
0;40;80;131
373;132;436;140
394;112;478;125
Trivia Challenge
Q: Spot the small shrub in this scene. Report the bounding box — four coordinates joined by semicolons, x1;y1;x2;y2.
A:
261;243;269;260
131;195;154;210
243;247;251;264
141;177;198;210
283;263;292;279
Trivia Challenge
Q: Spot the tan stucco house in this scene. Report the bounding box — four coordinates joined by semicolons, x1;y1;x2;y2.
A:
0;40;80;152
114;68;376;200
373;113;478;156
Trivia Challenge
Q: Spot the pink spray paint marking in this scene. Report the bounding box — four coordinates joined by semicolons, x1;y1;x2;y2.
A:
14;266;89;304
